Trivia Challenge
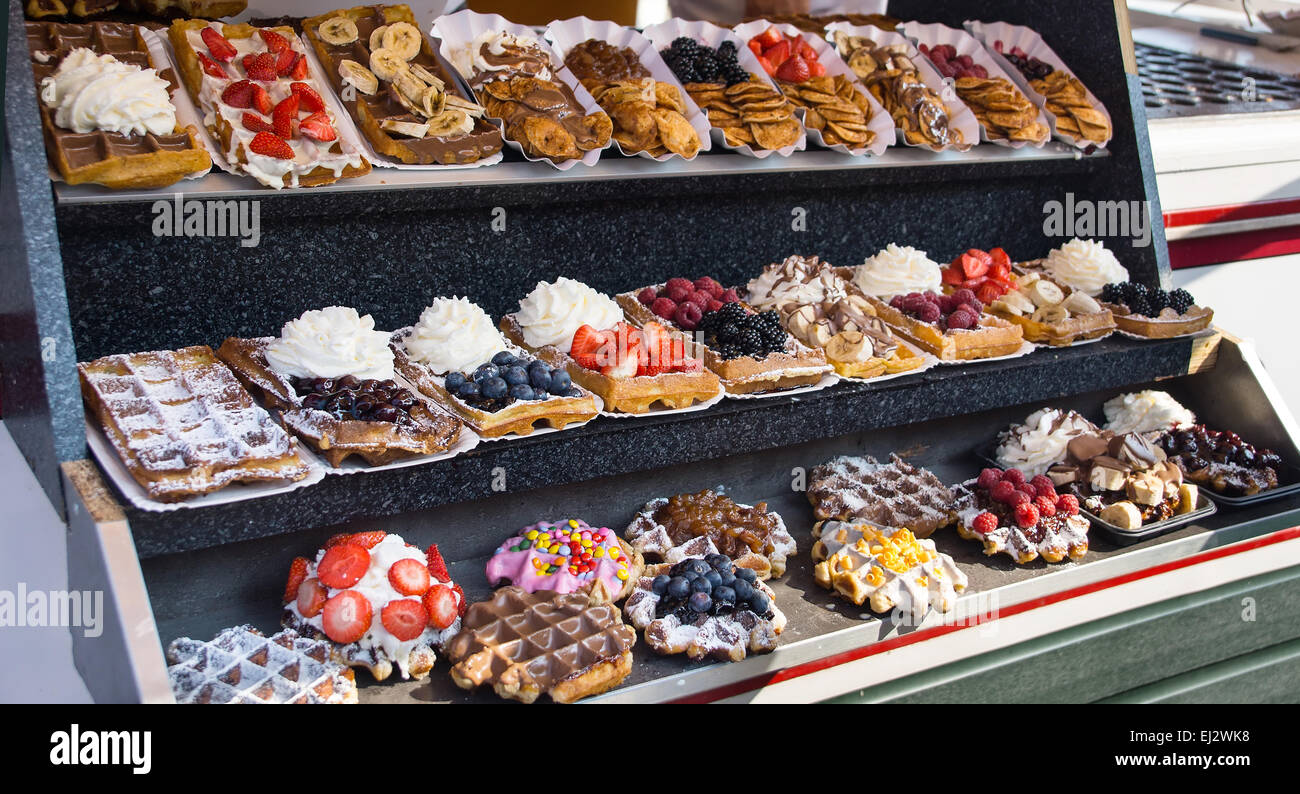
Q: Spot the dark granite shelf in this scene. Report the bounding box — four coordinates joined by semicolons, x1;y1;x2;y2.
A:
120;334;1203;558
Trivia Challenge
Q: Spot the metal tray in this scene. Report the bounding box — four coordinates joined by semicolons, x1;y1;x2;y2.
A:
1082;492;1218;547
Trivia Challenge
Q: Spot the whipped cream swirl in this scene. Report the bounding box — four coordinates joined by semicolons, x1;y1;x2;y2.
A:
451;30;553;81
1103;390;1195;435
1043;238;1129;296
403;297;507;375
265;306;394;381
514;277;623;353
747;255;848;310
40;48;176;136
996;408;1100;478
853;244;942;298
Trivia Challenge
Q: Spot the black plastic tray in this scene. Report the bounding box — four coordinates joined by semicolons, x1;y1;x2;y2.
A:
1173;460;1300;509
1083;492;1218;546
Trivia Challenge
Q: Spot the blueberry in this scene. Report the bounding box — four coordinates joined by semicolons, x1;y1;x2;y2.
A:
480;377;508;400
748;593;770;615
548;369;572;394
509;383;534;401
713;585;735;606
456;381;481;400
473;363;500;381
301;393;325;410
666;577;691;600
651;574;671;595
690;577;712;594
502;365;529;386
444;371;466;391
566;388;582;397
732;579;754;602
705;554;731;571
372;404;399;423
719;571;736;588
530;367;552;392
528;360;550;377
685;559;711;576
735;568;758;583
491;351;517;367
688;592;712;613
704;570;722;588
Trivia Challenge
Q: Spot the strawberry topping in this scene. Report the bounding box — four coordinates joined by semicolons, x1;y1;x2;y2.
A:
316;543;369;588
283;556;309;604
271;94;298;139
290;82;326;113
422;585;458;630
380;599;429;641
296;578;327;617
424;544;451;582
299;111;337;142
259;29;292;53
388;558;431;596
241;112;273;133
321;590;371;644
200;26;236;63
220;79;254;108
197;51;228;79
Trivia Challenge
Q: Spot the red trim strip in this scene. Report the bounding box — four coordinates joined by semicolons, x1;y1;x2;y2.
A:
671;526;1300;703
1164;197;1300;229
1168;225;1300;269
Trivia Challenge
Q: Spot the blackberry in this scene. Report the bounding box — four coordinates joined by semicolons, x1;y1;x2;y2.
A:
1147;289;1169;313
737;328;762;351
719;322;741;342
718;302;747;322
671;36;697;53
718;40;736;55
1168;288;1194;313
1100;283;1121;303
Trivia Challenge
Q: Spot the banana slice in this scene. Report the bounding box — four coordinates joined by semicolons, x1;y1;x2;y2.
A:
445;94;485;117
369;24;388;52
369;48;407;83
425;108;471;137
421;85;446;118
999;290;1036;316
1176;483;1199;514
381;119;430;138
409;63;445;91
1100;501;1143;530
394;71;428;109
1063;290;1102;315
381;21;422;61
992;299;1023;317
1027;279;1065;307
317;16;359;46
1016;271;1040;287
388;81;424;117
1031;305;1070;324
338;59;379;96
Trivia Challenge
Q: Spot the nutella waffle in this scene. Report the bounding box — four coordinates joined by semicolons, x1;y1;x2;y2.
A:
625;490;797;580
27;21;211;189
217;335;462;467
445;587;637;704
166;625;357;704
78;345;310;502
986;264;1116;346
953;469;1090;564
302;5;502;165
807;454;956;537
812;521;967;618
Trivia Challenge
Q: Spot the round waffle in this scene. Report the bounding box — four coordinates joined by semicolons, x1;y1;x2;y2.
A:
812;520;968;619
625;490;797;580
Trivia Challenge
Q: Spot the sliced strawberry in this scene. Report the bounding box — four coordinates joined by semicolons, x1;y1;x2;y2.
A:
296;578;327;617
422;585;458;630
283;556;309;604
601;354;638;379
299;111;337;142
747;39;763;57
808;60;826;77
250;84;273;115
241;53;257;72
272;94;298;139
680;357;704;373
316;543;370;588
220;79;254;108
323;533;350;549
321;590;372;644
380;599;428;641
241;112;273;133
451;583;468;617
198;51;228;79
259;28;292;53
246;51;278;82
755;27;782;49
290;82;326;113
388;557;431;596
941;266;964;286
776;53;811;83
346;530;387;548
975;282;1004;304
757;55;776;76
961;276;988;290
990;247;1012;268
201;26;236;63
274;48;297;77
959;252;989;279
570;324;611;369
424;544;451;582
640;322;670;355
763;39;791;66
989;261;1012;282
797;37;817;60
290;54;309;80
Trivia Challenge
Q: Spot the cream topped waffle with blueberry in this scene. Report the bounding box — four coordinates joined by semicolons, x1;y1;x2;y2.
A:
954;467;1089;564
485;519;644;601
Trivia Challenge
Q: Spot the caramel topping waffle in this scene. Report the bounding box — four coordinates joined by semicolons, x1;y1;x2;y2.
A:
26;21;211;189
445;587;636;704
807;454;955;537
217;336;462;467
302;5;502;165
812;521;967;618
834;34;966;150
79;345;310;502
625;491;797;580
952;479;1090;564
866;295;1024;361
166;625;357;704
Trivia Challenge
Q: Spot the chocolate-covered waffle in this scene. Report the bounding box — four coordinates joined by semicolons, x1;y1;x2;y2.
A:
27;21;211;188
954;467;1090;564
218;307;462;467
444;587;636;704
1157;424;1283;498
812;521;967;618
625;490;797;580
167;625;357;704
986;265;1116;346
1048;431;1200;530
807;454;955;537
79;345;311;502
302;5;502;165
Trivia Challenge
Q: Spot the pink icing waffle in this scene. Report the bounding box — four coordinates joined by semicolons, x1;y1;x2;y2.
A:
485;519;645;601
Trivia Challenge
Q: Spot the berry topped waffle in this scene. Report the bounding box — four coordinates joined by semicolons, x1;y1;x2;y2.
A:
625;490;797;580
954;467;1090;564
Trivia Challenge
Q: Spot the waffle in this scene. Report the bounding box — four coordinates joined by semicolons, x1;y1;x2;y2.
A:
166;625;357;704
499;315;722;414
27;0;248;19
624;491;797;580
806;454;956;537
485;519;645;601
866;295;1025;361
1103;303;1214;338
217;336;462;467
169;19;371;188
623;557;786;662
79;345;311;502
26;21;211;189
985;264;1116;346
302;5;502;165
445;587;637;704
617;289;832;394
391;330;599;438
952;479;1090;564
812;521;967;619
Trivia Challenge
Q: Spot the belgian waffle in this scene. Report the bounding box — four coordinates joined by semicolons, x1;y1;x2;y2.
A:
217;336;462;467
806;454;956;537
952;479;1090;564
444;587;637;704
1104;303;1214;339
169;19;371;188
990;263;1116;346
624;491;797;580
866;295;1025;361
26;21;211;189
78;345;311;502
811;521;967;619
166;625;357;704
27;0;248;19
499;315;723;414
391;329;599;438
302;5;502;165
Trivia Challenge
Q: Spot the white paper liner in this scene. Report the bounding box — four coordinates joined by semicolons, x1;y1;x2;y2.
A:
295;31;502;171
1116;328;1216;342
597;380;725;418
836;338;940;384
544;16;713;162
724;370;838;400
823;22;979;153
897;21;1051;150
731;20;894;156
641;18;807;159
964;20;1113;150
84;415;326;512
431;9;612;170
933;338;1037;366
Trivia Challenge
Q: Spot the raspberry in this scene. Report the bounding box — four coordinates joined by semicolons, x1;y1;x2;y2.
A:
687;290;713;308
673;301;703;330
889;296;905;310
951;288;977;307
977;468;1002;490
945;309;977;330
1029;475;1056;498
651;297;677;320
1013;502;1040;529
1034;495;1057;517
693;277;723;297
720;288;741;303
990;480;1017;503
666;284;692;303
665;277;694;293
1002;468;1025;485
900;292;927;313
917;302;942;323
1018;482;1038;497
706;299;724;313
972;512;999;535
1008;490;1031;507
638;287;658;305
1056;493;1080;516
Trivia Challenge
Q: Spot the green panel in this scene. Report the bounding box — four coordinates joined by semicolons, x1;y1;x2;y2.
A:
1100;637;1300;704
823;564;1300;704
